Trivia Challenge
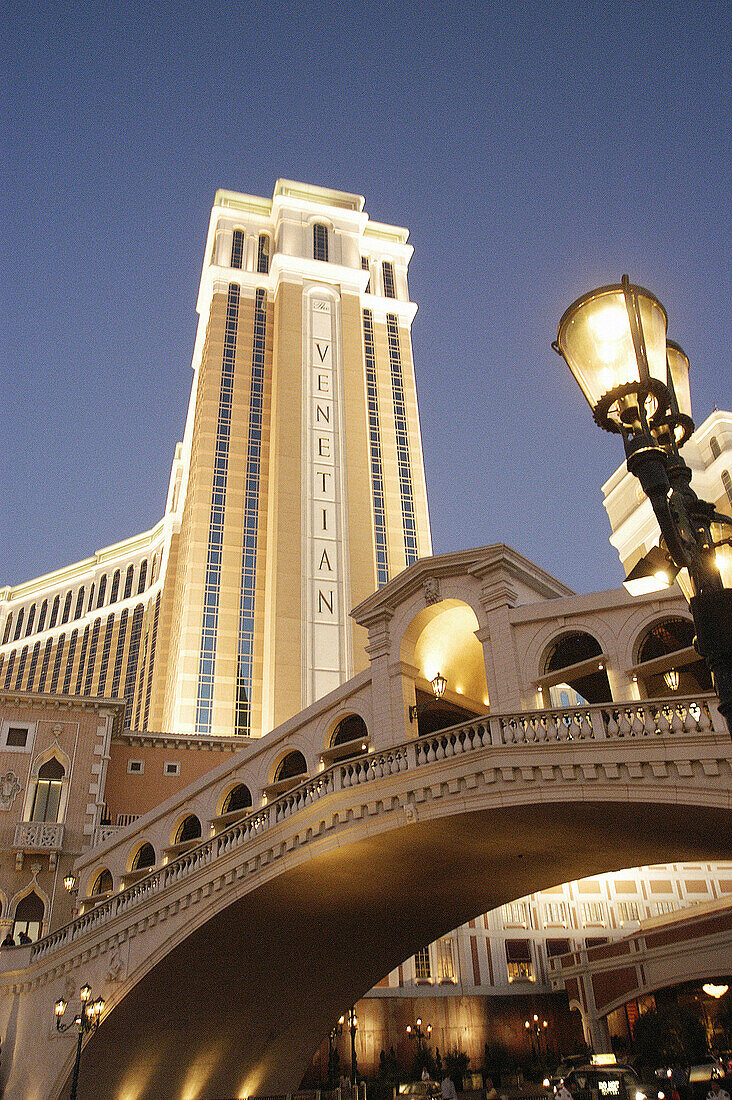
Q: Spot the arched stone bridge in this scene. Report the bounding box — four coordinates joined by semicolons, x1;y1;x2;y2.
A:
2;697;731;1100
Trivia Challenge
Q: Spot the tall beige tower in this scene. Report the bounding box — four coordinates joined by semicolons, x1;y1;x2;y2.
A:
0;181;431;738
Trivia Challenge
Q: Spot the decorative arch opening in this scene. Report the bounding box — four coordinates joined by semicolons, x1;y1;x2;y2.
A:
131;842;156;872
274;751;307;784
12;891;44;943
635;617;712;696
401;599;488;734
221;784;252;816
175;815;202;845
543;631;612;705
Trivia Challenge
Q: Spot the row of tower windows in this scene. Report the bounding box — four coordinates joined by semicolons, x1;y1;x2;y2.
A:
1;554;161;648
227;225;399;299
0;599;160;731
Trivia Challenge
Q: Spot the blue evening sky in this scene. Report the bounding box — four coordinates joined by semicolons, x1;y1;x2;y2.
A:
2;0;730;594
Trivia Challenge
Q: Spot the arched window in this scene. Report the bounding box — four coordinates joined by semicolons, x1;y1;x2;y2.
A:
31;758;65;822
110;570;121;603
137;560;148;594
74;588;85;619
710;436;721;459
175;815;202;844
150;555;158;584
12;892;44;943
86;584;95;613
38;600;48;632
313;224;328;263
2;614;12;645
96;575;107;608
131;843;155;872
382;260;396;299
361;256;371;293
25;604;36;637
256;233;270;274
13;609;24;641
123;565;134;600
636;617;712;695
543;631;611;705
274;750;307;783
222;784;252;815
231;229;245;269
61;590;73;624
49;595;60;628
91;869;113;896
722;469;732;509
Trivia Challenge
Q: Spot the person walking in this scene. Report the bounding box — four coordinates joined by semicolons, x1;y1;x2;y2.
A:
555;1081;572;1100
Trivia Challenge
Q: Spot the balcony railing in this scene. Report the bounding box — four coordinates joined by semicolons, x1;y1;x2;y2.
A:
14;821;64;851
29;693;724;964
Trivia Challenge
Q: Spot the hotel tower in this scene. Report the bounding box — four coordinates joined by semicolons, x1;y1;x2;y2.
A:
0;181;432;738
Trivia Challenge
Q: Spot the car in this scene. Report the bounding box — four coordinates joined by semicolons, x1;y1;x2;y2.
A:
549;1060;666;1100
398;1082;441;1100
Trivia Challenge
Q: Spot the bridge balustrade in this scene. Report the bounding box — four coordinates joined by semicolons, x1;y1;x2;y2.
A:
28;693;722;966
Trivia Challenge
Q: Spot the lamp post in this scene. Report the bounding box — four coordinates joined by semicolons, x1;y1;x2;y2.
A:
348;1007;359;1087
406;1017;433;1051
524;1014;548;1061
54;983;105;1100
553;276;732;736
328;1015;345;1087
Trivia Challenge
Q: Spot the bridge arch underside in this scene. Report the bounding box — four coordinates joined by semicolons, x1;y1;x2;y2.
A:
62;799;730;1100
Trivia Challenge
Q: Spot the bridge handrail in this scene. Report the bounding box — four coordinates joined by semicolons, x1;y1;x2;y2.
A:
28;693;722;964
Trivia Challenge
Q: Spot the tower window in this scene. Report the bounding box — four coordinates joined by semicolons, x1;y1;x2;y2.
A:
313;224;328;263
13;609;24;641
2;614;11;645
257;233;270;274
382;261;396;299
110;570;121;604
96;575;107;608
231;229;245;270
123;565;134;600
137;560;148;594
74;587;85;620
61;591;72;624
710;436;721;459
38;600;48;632
361;256;370;293
25;604;36;637
49;595;60;628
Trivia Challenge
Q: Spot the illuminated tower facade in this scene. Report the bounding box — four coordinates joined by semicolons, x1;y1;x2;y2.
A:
0;181;432;738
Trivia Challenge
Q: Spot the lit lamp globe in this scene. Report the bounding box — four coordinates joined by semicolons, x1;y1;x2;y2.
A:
666;339;692;419
553;281;668;431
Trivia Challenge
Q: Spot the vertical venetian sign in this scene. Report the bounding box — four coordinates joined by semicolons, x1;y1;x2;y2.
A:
304;292;348;703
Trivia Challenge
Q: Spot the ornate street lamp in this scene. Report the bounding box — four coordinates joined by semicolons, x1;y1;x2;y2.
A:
409;673;448;723
328;1015;345;1087
348;1007;359;1087
524;1014;548;1061
554;276;732;735
54;983;105;1100
406;1017;432;1051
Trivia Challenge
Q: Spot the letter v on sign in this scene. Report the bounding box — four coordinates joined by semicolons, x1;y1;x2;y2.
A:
315;341;329;363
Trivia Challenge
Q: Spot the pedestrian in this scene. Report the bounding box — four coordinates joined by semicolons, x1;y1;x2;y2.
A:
423;1068;432;1082
1;932;14;947
17;931;31;945
441;1075;457;1100
555;1081;572;1100
706;1080;730;1100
